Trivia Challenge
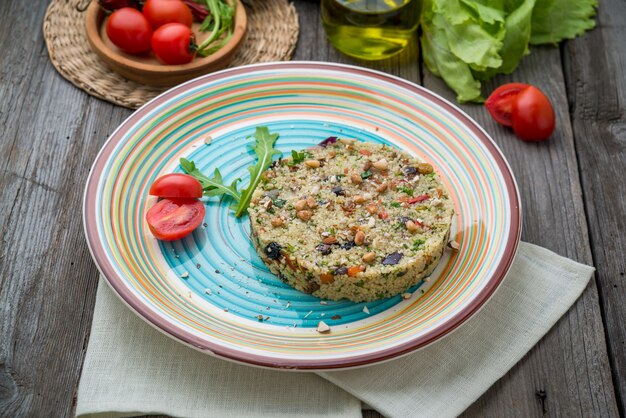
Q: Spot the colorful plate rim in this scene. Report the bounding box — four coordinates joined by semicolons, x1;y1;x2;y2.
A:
83;61;522;370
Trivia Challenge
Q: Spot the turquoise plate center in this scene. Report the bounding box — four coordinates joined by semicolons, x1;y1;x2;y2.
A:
158;119;424;328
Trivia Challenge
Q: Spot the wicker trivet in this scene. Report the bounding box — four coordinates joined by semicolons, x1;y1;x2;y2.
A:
43;0;299;109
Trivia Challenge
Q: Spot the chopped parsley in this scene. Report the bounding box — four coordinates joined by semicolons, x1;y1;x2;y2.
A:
361;170;373;179
288;150;313;166
272;198;286;208
390;202;401;208
412;239;425;250
398;185;414;196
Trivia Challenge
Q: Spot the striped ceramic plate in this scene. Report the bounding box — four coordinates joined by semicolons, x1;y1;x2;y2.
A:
83;62;521;370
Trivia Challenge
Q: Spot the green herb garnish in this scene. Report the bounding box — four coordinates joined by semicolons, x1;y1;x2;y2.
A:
181;126;281;218
412;239;426;250
287;150;312;166
398;185;414;196
289;150;305;165
272;198;287;208
390;202;401;208
179;159;241;201
361;170;373;179
195;0;236;57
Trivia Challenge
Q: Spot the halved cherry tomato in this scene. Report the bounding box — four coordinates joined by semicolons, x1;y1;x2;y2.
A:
151;23;196;65
485;83;529;127
511;86;556;141
143;0;193;29
486;83;555;142
149;173;203;198
146;198;205;241
106;8;153;54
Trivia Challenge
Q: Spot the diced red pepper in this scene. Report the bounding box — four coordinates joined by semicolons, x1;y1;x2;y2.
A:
407;194;429;204
359;149;372;156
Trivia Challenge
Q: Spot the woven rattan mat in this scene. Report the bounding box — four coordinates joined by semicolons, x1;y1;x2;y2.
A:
43;0;299;109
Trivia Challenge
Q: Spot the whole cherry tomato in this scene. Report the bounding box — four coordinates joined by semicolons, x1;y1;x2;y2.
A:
151;23;196;65
149;173;203;198
143;0;193;29
511;86;556;141
105;7;152;54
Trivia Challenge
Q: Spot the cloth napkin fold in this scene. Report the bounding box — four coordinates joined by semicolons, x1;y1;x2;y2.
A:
76;242;594;418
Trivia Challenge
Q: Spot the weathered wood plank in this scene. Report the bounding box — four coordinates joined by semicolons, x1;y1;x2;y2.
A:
294;1;617;416
0;1;132;416
0;0;620;417
563;0;626;414
423;46;618;417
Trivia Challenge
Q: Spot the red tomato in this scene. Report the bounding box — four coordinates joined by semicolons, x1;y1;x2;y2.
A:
149;173;203;198
486;83;555;142
105;8;152;54
151;23;196;65
511;86;556;141
146;198;205;241
485;83;529;127
143;0;193;29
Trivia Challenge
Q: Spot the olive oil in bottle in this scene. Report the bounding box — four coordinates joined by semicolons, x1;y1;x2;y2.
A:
321;0;419;60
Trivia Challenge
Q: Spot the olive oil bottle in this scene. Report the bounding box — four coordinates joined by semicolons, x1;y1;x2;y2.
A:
321;0;419;60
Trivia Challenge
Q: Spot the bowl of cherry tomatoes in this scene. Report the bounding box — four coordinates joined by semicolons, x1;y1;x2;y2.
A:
85;0;247;87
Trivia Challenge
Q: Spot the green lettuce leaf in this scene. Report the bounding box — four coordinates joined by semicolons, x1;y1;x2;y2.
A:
476;0;536;79
419;0;597;103
530;0;598;45
421;3;484;103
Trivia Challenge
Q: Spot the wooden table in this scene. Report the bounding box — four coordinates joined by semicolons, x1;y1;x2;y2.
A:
1;0;624;416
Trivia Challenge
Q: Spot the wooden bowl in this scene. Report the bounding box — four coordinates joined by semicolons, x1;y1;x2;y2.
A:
85;0;247;87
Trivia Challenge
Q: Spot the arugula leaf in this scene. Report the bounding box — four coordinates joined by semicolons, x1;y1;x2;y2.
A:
179;127;281;218
180;158;241;201
234;127;281;217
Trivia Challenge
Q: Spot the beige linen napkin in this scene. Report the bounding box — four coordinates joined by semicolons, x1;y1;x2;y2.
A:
76;242;594;418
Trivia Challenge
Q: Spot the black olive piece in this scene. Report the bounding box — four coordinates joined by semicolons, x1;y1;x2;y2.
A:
403;166;418;176
334;266;348;275
341;241;355;250
319;136;338;147
398;216;411;224
264;242;283;260
331;186;345;196
316;244;333;255
382;252;403;265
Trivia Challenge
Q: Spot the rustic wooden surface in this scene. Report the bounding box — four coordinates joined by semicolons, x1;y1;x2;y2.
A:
0;0;624;417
